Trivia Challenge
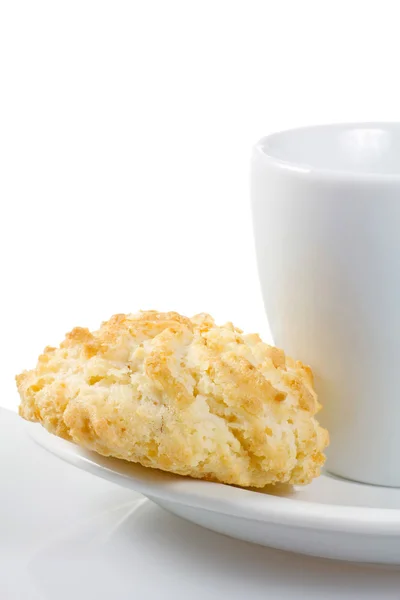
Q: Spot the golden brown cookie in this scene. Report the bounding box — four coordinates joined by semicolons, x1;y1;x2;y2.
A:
16;311;328;487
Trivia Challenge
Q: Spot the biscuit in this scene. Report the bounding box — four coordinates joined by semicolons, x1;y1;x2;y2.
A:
16;311;328;487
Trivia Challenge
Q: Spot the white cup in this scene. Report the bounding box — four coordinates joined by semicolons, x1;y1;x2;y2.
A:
251;123;400;487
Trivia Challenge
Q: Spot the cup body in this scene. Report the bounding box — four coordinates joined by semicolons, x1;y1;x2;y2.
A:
251;124;400;487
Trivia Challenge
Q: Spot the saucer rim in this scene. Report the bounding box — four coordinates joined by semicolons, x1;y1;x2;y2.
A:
27;421;400;536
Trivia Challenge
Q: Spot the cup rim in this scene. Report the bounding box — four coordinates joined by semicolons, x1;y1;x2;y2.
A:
254;122;400;182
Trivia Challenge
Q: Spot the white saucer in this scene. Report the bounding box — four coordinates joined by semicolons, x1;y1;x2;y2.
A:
28;422;400;565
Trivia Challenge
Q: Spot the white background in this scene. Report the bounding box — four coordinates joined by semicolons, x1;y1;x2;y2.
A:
1;0;400;411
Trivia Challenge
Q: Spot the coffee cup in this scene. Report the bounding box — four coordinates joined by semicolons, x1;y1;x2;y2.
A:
251;123;400;487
